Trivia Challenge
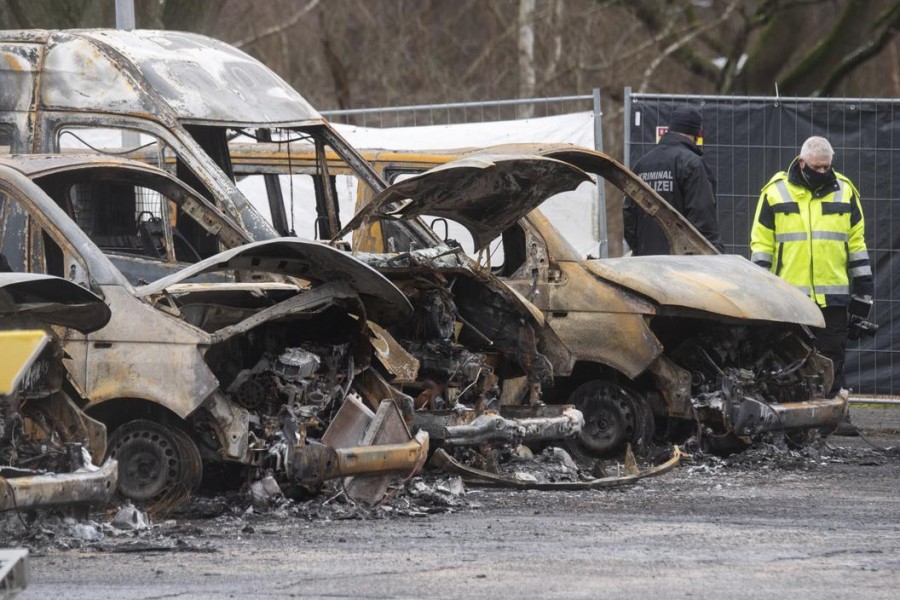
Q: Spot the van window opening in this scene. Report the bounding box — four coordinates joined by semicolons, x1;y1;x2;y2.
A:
58;130;159;158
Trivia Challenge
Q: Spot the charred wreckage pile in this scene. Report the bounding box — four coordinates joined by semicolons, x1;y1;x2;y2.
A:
0;29;852;531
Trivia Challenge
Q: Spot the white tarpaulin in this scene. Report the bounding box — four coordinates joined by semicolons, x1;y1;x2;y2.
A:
325;111;601;256
332;111;595;150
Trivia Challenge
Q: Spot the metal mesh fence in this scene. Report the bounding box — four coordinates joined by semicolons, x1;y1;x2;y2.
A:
321;91;609;257
322;93;599;129
625;91;900;396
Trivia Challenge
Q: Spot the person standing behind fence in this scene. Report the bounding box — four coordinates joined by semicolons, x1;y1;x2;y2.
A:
750;136;873;435
623;105;724;255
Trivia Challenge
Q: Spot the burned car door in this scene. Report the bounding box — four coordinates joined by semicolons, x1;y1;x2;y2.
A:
0;161;221;422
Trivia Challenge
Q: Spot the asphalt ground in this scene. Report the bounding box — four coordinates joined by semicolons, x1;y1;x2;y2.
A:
11;405;900;600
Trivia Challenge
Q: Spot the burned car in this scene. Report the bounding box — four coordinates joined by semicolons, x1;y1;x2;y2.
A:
230;150;590;458
1;273;117;512
0;154;428;506
228;143;845;457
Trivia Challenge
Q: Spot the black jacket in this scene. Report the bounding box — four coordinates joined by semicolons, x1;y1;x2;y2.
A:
623;132;723;255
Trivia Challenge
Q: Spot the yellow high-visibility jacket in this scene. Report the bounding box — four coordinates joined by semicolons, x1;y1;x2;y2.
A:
750;161;872;307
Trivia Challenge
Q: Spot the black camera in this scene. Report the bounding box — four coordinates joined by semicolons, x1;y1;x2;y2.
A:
848;295;878;340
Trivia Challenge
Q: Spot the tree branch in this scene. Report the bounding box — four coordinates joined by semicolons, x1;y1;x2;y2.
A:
232;0;320;49
816;1;900;95
637;0;740;93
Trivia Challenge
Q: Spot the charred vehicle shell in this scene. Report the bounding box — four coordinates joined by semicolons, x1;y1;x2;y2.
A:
229;152;589;453
229;144;845;456
0;273;117;512
0;155;427;506
373;147;843;455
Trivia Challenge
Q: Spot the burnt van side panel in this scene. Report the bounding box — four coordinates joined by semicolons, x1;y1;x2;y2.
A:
0;40;44;153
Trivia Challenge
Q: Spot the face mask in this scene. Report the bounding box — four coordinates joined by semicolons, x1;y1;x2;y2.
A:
801;164;834;190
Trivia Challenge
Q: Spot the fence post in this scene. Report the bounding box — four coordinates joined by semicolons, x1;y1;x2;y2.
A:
115;0;135;29
593;88;608;258
623;86;632;169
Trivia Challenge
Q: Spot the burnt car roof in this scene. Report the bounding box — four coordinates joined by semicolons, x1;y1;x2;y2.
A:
137;238;413;326
0;29;322;126
336;154;592;250
0;273;111;332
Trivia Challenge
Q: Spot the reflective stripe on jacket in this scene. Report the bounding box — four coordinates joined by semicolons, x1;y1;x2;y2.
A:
750;164;872;307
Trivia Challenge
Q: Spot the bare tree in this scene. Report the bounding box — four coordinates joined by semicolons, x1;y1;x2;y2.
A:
518;0;537;116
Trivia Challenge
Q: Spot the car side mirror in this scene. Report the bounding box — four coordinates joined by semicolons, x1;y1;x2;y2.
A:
430;217;449;241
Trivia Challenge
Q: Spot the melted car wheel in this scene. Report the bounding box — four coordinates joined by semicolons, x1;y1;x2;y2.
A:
108;419;202;505
565;380;653;460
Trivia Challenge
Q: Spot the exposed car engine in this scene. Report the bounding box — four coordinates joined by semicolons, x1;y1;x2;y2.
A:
660;320;832;441
224;344;353;471
401;284;500;411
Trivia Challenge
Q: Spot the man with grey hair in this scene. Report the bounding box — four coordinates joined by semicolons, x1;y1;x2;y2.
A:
751;136;873;436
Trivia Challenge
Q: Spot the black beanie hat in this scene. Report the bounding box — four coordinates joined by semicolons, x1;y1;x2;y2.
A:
669;105;702;137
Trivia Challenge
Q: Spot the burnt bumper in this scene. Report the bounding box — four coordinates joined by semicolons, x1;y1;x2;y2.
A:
728;396;847;437
0;458;118;512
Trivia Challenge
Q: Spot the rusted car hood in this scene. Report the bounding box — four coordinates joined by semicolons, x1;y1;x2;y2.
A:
136;238;412;325
583;255;825;327
337;155;592;250
0;273;111;332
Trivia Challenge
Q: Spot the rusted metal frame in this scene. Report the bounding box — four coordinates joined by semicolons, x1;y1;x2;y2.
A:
314;138;340;239
430;445;682;490
648;355;694;419
197;390;250;461
152;125;275;243
26;392;110;463
0;458;118;512
317;125;389;194
227;142;321;174
27;38;50;155
255;129;292;236
367;321;421;383
321;398;425;504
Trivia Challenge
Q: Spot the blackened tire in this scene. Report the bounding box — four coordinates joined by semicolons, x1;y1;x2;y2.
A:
565;380;654;461
107;419;202;505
